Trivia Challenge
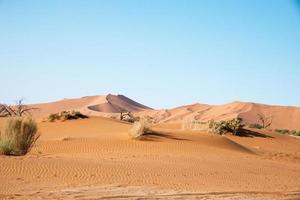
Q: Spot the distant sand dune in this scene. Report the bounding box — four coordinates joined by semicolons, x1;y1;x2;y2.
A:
27;94;300;130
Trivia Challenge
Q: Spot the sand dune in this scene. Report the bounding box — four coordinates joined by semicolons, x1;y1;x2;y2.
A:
27;94;300;130
0;117;299;199
140;101;300;130
29;94;152;118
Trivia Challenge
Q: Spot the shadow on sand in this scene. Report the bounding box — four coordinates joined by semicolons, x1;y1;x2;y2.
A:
237;129;274;138
141;130;190;142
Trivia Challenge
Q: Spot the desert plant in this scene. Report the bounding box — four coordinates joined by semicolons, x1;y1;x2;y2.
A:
60;111;77;121
0;138;13;155
257;114;272;129
274;129;290;135
274;129;300;136
128;119;149;139
208;120;228;135
46;110;88;122
0;117;40;156
293;131;300;136
208;118;245;136
248;123;263;129
120;111;140;123
0;99;37;117
48;113;60;122
72;110;88;119
228;118;245;135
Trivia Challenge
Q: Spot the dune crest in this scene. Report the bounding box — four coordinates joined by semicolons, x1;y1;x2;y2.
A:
29;95;300;130
30;94;152;118
140;101;300;130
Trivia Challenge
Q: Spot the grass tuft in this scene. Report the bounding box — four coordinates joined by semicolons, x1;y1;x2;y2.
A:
128;119;149;140
0;117;40;156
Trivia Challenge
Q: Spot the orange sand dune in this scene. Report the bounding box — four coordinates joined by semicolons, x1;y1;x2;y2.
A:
140;101;300;130
0;117;299;199
29;94;152;118
27;94;300;130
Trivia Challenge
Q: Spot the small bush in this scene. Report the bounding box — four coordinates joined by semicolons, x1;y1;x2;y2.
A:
120;111;140;123
48;113;60;122
275;129;300;136
128;119;149;139
209;118;245;136
248;123;263;129
274;129;290;135
47;110;88;122
72;111;88;119
0;117;40;156
294;131;300;136
209;120;228;135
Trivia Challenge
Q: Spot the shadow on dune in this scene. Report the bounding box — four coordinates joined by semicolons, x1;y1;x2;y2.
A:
238;129;274;138
141;130;190;141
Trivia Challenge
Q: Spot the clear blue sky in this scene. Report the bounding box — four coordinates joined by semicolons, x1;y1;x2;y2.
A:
1;0;300;108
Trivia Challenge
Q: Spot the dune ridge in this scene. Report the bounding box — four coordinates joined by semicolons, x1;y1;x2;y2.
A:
28;94;300;130
140;101;300;130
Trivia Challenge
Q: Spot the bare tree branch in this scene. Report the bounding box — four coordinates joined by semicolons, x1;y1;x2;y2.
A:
0;99;38;117
257;113;273;129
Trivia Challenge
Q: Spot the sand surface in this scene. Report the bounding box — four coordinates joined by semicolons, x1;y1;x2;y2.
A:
0;117;300;199
28;94;300;130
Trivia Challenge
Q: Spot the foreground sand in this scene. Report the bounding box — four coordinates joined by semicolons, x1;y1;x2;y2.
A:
0;117;300;199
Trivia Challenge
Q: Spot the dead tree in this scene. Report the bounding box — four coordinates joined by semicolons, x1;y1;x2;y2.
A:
257;114;273;129
0;99;37;117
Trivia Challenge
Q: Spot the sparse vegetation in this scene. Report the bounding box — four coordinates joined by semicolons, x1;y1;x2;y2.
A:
257;114;272;129
0;99;37;117
275;129;300;136
46;110;88;122
208;118;245;136
248;123;264;129
182;120;208;131
128;119;150;139
0;117;40;156
120;111;140;123
48;113;61;122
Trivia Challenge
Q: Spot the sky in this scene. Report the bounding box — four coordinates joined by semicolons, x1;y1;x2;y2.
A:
1;0;300;109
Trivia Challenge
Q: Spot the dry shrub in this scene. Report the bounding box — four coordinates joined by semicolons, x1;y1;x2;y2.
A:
47;110;88;122
120;111;140;123
128;119;149;139
209;118;245;136
0;117;40;156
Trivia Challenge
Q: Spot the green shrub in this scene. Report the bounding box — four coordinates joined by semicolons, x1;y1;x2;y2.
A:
293;131;300;136
47;110;88;122
209;118;245;136
48;113;60;122
72;111;88;119
228;118;245;135
275;129;300;136
275;129;290;135
248;123;263;129
209;120;228;135
0;117;40;156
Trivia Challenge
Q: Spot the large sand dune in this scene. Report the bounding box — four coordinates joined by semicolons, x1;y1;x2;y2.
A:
140;101;300;130
0;117;300;199
30;94;152;118
29;94;300;130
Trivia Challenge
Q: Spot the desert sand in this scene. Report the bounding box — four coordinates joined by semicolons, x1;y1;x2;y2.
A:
0;115;300;199
29;94;300;130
